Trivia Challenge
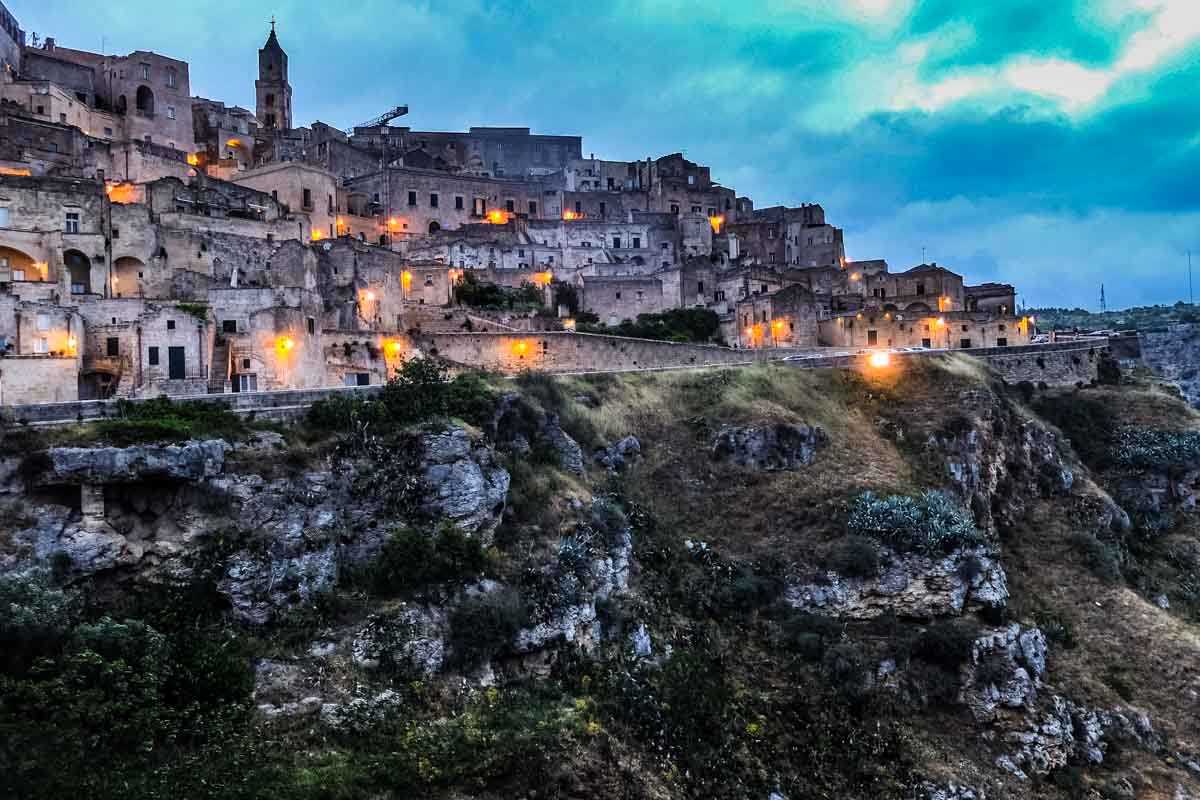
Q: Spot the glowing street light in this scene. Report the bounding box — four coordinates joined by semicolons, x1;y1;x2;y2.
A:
868;351;891;368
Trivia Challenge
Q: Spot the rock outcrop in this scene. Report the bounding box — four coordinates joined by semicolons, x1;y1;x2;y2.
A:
419;428;510;538
785;548;1008;619
711;422;827;470
38;440;228;484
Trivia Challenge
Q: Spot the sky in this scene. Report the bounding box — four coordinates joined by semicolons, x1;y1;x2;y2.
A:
14;0;1200;309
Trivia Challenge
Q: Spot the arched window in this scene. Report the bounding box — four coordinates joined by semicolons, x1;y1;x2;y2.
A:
65;249;90;294
428;221;441;234
135;85;155;115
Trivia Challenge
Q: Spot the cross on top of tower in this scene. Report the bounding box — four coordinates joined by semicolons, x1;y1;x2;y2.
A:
269;15;276;32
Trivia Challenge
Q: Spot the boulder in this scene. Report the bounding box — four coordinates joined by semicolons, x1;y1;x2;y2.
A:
711;423;827;470
594;435;642;471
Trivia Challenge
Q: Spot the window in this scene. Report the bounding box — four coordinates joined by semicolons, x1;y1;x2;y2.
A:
33;313;51;332
12;269;24;281
506;199;515;213
430;193;439;208
237;374;258;392
632;237;641;249
408;191;417;207
528;200;537;215
166;68;177;88
867;330;878;346
307;317;316;334
916;282;925;295
328;195;334;214
148;346;160;365
473;197;486;216
34;337;48;354
104;127;113;137
921;338;932;349
65;212;80;233
661;242;669;250
671;204;679;214
106;337;119;357
242;358;251;370
691;205;701;213
167;319;176;330
222;320;237;333
302;188;313;210
167;346;186;379
636;290;645;301
112;227;119;239
35;104;44;115
615;291;622;299
455;196;465;210
59;113;67;123
141;63;150;79
960;339;972;349
344;373;370;386
997;338;1008;347
612;236;621;249
599;201;606;217
574;201;582;214
166;106;176;120
265;93;275;107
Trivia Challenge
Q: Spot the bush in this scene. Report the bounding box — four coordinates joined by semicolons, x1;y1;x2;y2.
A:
847;490;981;554
86;397;246;445
447;587;529;667
1068;531;1123;581
1112;428;1200;472
578;308;721;343
826;535;880;578
1032;393;1117;467
368;525;488;595
455;271;543;310
912;620;977;669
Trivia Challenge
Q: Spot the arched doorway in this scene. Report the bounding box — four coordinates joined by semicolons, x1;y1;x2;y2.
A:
64;249;91;294
428;221;441;234
135;85;154;115
112;256;145;297
0;246;37;281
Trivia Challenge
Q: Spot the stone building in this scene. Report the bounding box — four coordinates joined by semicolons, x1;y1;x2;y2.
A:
580;275;666;325
966;282;1017;314
818;310;1032;350
232;162;337;241
19;39;194;151
863;262;965;313
735;284;821;348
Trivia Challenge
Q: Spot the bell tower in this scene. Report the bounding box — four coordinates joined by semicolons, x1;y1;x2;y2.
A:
255;18;292;131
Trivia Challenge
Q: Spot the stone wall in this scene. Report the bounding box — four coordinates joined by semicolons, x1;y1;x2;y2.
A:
0;355;78;404
427;331;753;373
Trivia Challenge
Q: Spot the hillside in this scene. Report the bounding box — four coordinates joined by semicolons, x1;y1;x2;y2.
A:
3;357;1200;799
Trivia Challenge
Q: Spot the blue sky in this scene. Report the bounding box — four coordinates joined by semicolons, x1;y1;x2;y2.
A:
15;0;1200;309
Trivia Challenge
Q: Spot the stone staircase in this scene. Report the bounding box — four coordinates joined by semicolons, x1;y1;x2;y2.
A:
208;338;231;394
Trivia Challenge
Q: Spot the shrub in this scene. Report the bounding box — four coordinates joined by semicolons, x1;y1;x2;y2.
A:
85;397;246;445
912;620;977;669
826;535;880;578
368;524;488;595
847;490;981;554
578;308;721;343
447;587;529;667
1111;428;1200;472
1068;531;1123;582
0;572;75;672
1031;393;1116;467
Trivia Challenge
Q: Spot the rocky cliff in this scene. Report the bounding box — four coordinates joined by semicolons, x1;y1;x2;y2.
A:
3;356;1200;800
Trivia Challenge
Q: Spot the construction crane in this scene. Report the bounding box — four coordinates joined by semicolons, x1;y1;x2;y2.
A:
344;106;409;137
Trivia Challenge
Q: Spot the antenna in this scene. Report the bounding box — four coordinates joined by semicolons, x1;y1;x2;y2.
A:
1180;251;1190;309
1100;283;1106;313
920;245;926;264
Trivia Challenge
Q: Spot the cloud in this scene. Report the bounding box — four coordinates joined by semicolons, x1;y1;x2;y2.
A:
12;0;1200;307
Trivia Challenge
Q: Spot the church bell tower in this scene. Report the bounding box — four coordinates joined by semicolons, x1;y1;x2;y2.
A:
255;18;292;131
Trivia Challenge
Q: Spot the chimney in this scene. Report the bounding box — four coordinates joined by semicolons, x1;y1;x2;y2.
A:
45;37;55;51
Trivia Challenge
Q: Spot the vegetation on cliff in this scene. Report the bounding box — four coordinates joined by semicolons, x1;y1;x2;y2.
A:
3;356;1200;798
